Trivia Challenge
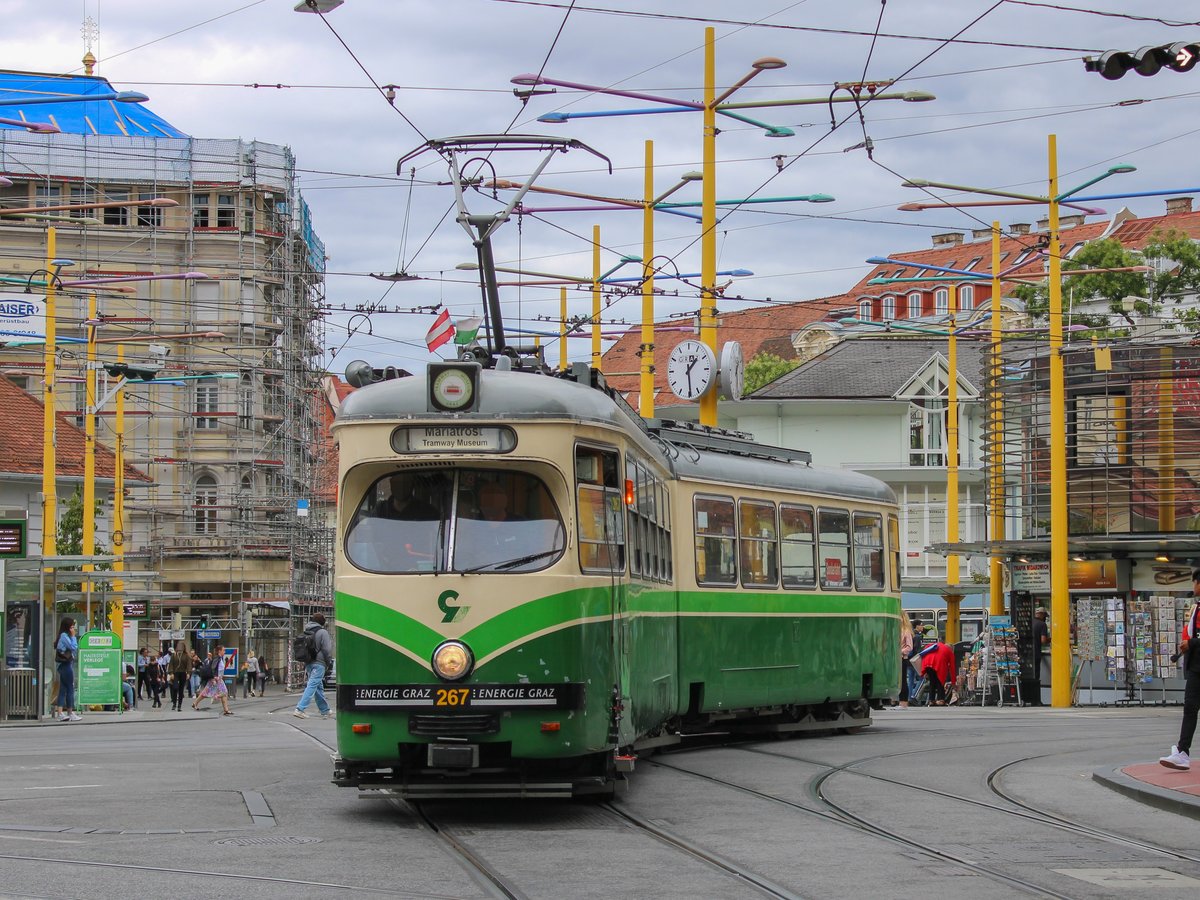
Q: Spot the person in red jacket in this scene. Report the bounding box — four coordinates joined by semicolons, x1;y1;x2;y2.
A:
1161;570;1200;770
918;641;956;706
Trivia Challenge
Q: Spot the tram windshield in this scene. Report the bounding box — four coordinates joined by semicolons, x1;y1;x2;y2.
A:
345;469;565;574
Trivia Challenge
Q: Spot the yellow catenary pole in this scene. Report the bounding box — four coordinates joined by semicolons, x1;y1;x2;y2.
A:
84;293;96;624
945;305;961;644
591;225;602;372
640;139;656;417
1047;134;1070;708
111;343;126;643
559;287;567;372
40;227;57;558
989;221;1006;616
699;26;718;427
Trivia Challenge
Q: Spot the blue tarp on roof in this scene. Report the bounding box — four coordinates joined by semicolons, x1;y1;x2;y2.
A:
0;70;187;138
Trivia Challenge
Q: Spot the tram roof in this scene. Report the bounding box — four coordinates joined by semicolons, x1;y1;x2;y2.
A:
336;369;651;435
671;449;896;505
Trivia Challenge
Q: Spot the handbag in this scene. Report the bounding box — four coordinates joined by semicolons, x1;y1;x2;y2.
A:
54;647;71;664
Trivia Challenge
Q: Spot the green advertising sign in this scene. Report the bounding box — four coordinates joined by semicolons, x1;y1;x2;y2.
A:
77;630;122;708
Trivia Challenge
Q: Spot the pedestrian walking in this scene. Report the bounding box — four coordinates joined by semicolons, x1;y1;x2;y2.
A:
243;650;259;698
898;610;914;709
147;652;164;708
257;656;270;696
188;650;202;697
168;641;192;711
54;617;81;722
1161;570;1200;770
135;647;150;700
292;613;333;719
193;645;233;715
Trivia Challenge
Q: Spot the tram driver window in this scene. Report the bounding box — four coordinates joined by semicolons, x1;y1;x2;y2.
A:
694;495;736;585
345;472;450;573
817;507;852;589
576;446;625;574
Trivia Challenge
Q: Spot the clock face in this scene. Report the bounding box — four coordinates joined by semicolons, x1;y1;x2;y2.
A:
719;341;745;401
431;367;474;410
667;340;716;401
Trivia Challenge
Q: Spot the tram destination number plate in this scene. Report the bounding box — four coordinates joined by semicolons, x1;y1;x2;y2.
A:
340;683;585;710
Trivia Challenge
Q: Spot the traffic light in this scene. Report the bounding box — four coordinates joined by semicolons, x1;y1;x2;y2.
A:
198;613;208;630
103;362;160;381
1084;42;1200;80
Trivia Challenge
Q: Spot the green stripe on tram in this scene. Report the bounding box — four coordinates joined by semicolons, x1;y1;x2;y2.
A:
336;587;897;663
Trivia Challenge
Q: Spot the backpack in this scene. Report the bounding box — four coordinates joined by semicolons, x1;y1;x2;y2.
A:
292;630;318;664
198;658;215;680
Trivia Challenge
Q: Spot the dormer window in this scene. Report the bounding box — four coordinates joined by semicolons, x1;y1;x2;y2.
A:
958;284;974;311
858;299;872;321
882;295;896;321
907;292;922;319
935;288;949;315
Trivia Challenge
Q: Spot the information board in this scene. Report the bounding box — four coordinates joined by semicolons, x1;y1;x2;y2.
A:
77;630;122;708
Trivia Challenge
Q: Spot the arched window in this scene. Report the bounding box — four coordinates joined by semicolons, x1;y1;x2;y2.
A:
858;299;872;321
958;284;974;311
907;292;922;319
935;288;949;315
881;295;896;321
195;474;218;534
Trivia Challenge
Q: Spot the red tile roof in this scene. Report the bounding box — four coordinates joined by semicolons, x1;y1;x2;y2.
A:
0;378;150;482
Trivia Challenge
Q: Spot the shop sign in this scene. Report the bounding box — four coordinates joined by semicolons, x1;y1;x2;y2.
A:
122;601;147;618
1009;561;1050;591
1068;559;1118;590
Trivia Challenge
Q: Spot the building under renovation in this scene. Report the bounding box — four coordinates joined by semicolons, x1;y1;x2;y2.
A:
0;70;333;670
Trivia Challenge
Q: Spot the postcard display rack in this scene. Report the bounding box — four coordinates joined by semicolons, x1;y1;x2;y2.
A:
957;622;1022;706
1073;595;1188;704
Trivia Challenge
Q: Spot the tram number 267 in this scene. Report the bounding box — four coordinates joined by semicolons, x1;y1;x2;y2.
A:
435;688;470;707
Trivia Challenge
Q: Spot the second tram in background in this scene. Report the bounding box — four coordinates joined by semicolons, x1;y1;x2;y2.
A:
330;360;902;798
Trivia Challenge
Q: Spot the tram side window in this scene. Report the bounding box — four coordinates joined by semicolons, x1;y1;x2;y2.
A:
739;500;778;588
577;446;625;574
853;512;885;591
658;481;672;582
695;495;736;585
817;507;852;589
780;504;816;589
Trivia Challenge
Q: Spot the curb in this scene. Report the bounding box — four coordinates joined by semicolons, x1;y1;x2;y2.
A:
1092;765;1200;820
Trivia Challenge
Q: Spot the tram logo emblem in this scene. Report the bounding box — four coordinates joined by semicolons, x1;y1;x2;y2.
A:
438;589;470;624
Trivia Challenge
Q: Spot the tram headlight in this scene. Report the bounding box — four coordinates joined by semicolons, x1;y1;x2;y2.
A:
432;640;473;681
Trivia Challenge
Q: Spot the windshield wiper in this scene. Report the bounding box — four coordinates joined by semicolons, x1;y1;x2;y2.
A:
461;548;563;574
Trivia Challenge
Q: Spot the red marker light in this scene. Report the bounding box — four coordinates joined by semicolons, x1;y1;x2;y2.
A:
540;721;561;732
352;723;372;735
624;479;635;507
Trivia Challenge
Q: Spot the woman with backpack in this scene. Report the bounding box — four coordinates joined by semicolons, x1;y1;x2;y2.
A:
168;641;192;711
192;646;233;715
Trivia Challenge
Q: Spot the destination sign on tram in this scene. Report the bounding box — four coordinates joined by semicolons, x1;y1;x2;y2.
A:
391;425;516;454
341;682;584;710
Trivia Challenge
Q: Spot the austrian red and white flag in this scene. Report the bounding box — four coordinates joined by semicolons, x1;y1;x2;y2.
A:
425;308;455;352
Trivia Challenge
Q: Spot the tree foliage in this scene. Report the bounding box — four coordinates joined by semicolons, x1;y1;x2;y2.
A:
1018;229;1200;333
56;487;109;557
744;352;800;395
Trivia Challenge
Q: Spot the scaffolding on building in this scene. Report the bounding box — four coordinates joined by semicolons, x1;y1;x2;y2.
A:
0;132;334;657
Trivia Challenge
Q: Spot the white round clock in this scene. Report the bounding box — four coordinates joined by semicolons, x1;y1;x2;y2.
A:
667;339;716;401
719;341;745;401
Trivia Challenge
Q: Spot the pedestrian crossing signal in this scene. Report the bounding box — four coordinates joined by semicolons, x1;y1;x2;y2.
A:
1084;42;1200;80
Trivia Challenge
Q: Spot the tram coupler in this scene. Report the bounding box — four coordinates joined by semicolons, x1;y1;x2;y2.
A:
614;753;636;774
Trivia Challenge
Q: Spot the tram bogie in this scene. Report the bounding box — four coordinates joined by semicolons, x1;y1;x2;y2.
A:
330;362;901;799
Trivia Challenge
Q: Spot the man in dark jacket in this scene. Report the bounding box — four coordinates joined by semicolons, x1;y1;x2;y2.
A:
292;613;334;720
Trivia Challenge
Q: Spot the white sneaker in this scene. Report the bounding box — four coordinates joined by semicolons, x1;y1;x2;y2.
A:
1160;746;1191;770
292;709;308;719
68;713;82;722
57;713;69;722
320;711;333;719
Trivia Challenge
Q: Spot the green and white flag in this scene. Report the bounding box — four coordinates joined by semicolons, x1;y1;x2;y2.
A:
454;317;484;345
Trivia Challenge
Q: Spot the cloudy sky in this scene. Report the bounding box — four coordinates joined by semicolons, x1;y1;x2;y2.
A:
1;1;1197;374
